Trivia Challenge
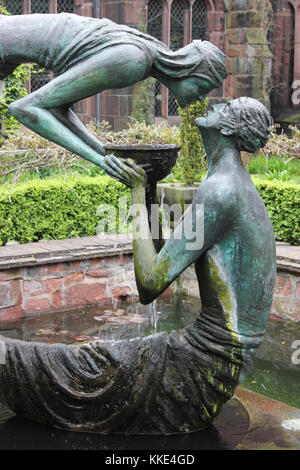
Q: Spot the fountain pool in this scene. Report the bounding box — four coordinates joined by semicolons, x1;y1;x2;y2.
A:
0;294;299;450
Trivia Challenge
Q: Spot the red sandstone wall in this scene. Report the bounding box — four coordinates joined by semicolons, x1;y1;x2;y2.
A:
270;0;295;119
178;265;300;324
0;252;298;324
0;255;137;321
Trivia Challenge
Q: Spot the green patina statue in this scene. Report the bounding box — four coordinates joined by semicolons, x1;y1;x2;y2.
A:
0;95;276;434
0;13;276;435
0;12;226;177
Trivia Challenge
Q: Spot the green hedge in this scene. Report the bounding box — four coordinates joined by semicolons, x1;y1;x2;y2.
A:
253;178;300;246
0;176;298;246
0;176;130;245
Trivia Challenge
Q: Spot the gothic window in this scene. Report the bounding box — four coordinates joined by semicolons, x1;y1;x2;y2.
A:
168;0;185;115
2;0;23;15
57;0;76;13
146;0;208;118
192;0;208;41
147;0;163;116
147;0;163;41
3;0;75;15
170;0;184;51
31;0;50;14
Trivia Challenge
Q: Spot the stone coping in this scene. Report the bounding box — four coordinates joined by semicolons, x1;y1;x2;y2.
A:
276;242;300;274
0;234;133;270
0;235;299;274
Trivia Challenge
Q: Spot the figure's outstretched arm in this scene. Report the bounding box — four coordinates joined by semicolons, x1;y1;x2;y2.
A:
8;44;149;173
104;156;236;304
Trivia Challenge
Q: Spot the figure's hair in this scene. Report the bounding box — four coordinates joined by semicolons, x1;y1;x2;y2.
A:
152;40;228;89
218;97;272;153
112;23;227;89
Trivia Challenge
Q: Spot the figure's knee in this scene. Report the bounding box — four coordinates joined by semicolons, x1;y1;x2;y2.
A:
8;97;38;123
7;98;29;119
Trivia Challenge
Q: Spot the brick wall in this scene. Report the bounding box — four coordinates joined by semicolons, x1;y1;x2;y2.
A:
179;264;300;323
0;254;139;321
0;251;298;324
100;0;147;129
224;0;273;107
270;0;295;117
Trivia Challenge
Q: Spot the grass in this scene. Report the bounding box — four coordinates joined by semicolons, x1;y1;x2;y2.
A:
247;154;300;184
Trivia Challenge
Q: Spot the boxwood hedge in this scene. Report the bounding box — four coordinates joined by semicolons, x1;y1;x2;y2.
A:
252;178;299;246
0;176;298;245
0;176;130;245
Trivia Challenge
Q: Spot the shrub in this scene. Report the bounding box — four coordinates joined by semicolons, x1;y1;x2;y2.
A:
0;5;32;137
89;119;180;146
130;78;156;125
0;175;298;246
0;176;130;245
174;99;209;184
253;178;300;245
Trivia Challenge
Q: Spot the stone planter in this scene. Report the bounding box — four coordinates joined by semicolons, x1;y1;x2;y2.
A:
105;144;180;250
157;182;199;209
105;143;180;206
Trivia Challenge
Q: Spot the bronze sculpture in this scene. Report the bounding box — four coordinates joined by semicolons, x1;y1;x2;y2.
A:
0;97;276;434
0;14;276;435
0;12;226;177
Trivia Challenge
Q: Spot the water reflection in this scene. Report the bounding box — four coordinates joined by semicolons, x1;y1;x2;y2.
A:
0;398;249;450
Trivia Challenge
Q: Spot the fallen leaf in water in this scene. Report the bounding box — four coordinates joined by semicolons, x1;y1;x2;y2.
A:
34;329;56;336
74;335;92;342
94;316;105;322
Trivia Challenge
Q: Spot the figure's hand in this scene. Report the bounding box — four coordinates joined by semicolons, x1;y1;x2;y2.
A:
104;155;148;188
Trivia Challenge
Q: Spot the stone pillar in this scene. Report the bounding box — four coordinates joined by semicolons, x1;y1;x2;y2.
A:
206;0;227;104
100;0;147;129
160;0;171;119
289;0;300;82
23;0;31;14
73;1;96;123
224;0;273;108
49;0;57;13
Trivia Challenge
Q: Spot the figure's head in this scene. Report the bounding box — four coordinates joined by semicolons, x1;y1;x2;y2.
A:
152;40;227;106
195;97;272;153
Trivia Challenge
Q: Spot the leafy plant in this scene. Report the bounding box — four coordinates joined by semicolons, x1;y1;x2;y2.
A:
248;154;300;182
0;175;130;245
253;178;300;245
173;99;209;184
0;5;33;137
130;78;156;125
0;175;298;246
88;119;180;146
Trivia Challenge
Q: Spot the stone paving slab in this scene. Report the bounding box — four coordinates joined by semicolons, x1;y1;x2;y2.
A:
276;242;300;264
0;235;298;271
235;387;300;450
0;234;133;269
